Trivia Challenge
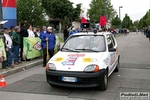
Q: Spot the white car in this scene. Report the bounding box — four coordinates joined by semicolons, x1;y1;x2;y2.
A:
46;31;120;91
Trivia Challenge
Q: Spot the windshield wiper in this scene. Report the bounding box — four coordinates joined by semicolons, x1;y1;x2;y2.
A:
62;48;76;52
75;49;99;52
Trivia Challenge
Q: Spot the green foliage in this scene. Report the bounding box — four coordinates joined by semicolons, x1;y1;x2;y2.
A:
122;14;133;29
111;15;121;28
17;0;45;27
88;0;116;23
42;0;82;25
138;10;150;28
133;20;139;29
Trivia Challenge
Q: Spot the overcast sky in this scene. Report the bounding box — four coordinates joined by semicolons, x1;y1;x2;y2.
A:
69;0;150;21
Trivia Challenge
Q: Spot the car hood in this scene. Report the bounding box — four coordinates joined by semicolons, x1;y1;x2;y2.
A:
49;51;104;71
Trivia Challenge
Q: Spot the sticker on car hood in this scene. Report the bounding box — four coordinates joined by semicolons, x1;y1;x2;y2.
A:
82;58;97;63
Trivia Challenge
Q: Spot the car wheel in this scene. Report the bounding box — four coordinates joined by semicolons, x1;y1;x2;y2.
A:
114;58;120;72
98;70;108;91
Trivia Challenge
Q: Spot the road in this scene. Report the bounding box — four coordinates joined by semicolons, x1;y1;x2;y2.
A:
0;32;150;100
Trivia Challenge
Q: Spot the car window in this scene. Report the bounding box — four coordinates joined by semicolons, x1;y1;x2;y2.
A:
62;35;106;52
110;34;116;47
107;35;113;49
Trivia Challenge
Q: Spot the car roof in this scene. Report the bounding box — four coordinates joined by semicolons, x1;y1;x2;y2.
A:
71;32;112;36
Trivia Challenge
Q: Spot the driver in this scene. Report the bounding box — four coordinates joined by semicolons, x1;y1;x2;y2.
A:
92;38;105;51
76;39;89;49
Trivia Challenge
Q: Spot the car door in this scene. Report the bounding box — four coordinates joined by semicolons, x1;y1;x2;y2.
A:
107;34;117;74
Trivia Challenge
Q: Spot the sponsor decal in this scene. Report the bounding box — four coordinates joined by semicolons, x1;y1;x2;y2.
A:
51;57;64;62
110;53;116;65
62;54;85;66
103;57;109;65
82;58;97;63
116;47;119;56
33;42;42;50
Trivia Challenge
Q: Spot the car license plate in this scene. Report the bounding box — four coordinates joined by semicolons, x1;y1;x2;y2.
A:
62;77;77;82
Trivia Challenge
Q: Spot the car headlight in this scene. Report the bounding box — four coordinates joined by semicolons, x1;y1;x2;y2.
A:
84;65;99;72
46;63;56;71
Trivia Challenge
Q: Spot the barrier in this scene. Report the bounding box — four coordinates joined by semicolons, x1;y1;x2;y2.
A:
23;37;42;59
0;38;6;62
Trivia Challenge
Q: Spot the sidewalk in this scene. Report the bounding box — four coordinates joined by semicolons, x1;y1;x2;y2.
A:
0;57;42;77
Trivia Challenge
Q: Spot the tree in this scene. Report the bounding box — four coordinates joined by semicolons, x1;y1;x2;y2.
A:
111;15;121;28
42;0;82;25
88;0;116;24
17;0;45;27
122;14;133;29
138;10;150;28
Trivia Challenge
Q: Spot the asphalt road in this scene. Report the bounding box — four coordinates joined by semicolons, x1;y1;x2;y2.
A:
0;32;150;100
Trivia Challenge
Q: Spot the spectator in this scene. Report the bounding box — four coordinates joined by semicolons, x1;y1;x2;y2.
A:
148;27;150;42
63;25;69;42
3;28;14;68
27;24;35;37
9;26;15;38
20;21;28;61
70;28;77;35
40;26;47;48
33;27;38;37
76;27;80;33
36;28;41;37
12;26;21;65
41;27;56;67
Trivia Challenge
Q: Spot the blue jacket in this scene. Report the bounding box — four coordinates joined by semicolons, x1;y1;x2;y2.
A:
41;32;56;50
70;30;77;35
40;31;47;48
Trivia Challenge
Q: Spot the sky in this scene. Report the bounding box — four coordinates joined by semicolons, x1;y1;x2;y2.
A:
69;0;150;21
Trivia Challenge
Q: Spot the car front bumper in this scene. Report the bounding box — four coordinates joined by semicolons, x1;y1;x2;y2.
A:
46;69;106;88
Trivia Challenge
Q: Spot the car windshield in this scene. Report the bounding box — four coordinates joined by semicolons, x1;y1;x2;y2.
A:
62;35;106;52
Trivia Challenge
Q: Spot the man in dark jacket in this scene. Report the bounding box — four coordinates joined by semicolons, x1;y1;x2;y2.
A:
12;26;21;65
41;27;56;67
63;25;69;42
148;27;150;41
20;22;28;61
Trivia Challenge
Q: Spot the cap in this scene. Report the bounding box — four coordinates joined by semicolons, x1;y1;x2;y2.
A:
4;28;8;30
47;27;52;30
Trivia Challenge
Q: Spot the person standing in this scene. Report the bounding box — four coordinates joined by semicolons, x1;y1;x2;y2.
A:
63;25;69;42
9;26;15;38
3;28;14;68
33;27;38;37
124;28;127;36
12;26;21;65
27;25;35;37
41;27;56;67
36;28;41;37
70;28;77;35
148;27;150;42
40;26;47;48
20;22;28;61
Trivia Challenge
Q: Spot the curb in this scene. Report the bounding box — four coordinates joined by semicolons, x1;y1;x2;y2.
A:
0;59;42;77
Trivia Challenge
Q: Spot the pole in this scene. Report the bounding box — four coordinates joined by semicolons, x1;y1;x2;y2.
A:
104;0;106;17
0;0;3;21
46;40;49;61
119;7;121;19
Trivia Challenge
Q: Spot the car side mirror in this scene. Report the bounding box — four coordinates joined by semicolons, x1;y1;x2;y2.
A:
109;48;116;52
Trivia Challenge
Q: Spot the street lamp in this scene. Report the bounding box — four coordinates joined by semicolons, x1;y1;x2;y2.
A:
119;6;123;33
119;6;123;19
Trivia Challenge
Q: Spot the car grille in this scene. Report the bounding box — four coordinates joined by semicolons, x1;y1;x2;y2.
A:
47;75;98;83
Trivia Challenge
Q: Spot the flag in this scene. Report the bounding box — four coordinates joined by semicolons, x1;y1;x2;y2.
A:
100;16;107;26
81;17;88;23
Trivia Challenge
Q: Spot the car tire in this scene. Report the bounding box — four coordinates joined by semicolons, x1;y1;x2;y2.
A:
98;70;108;91
114;57;120;72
